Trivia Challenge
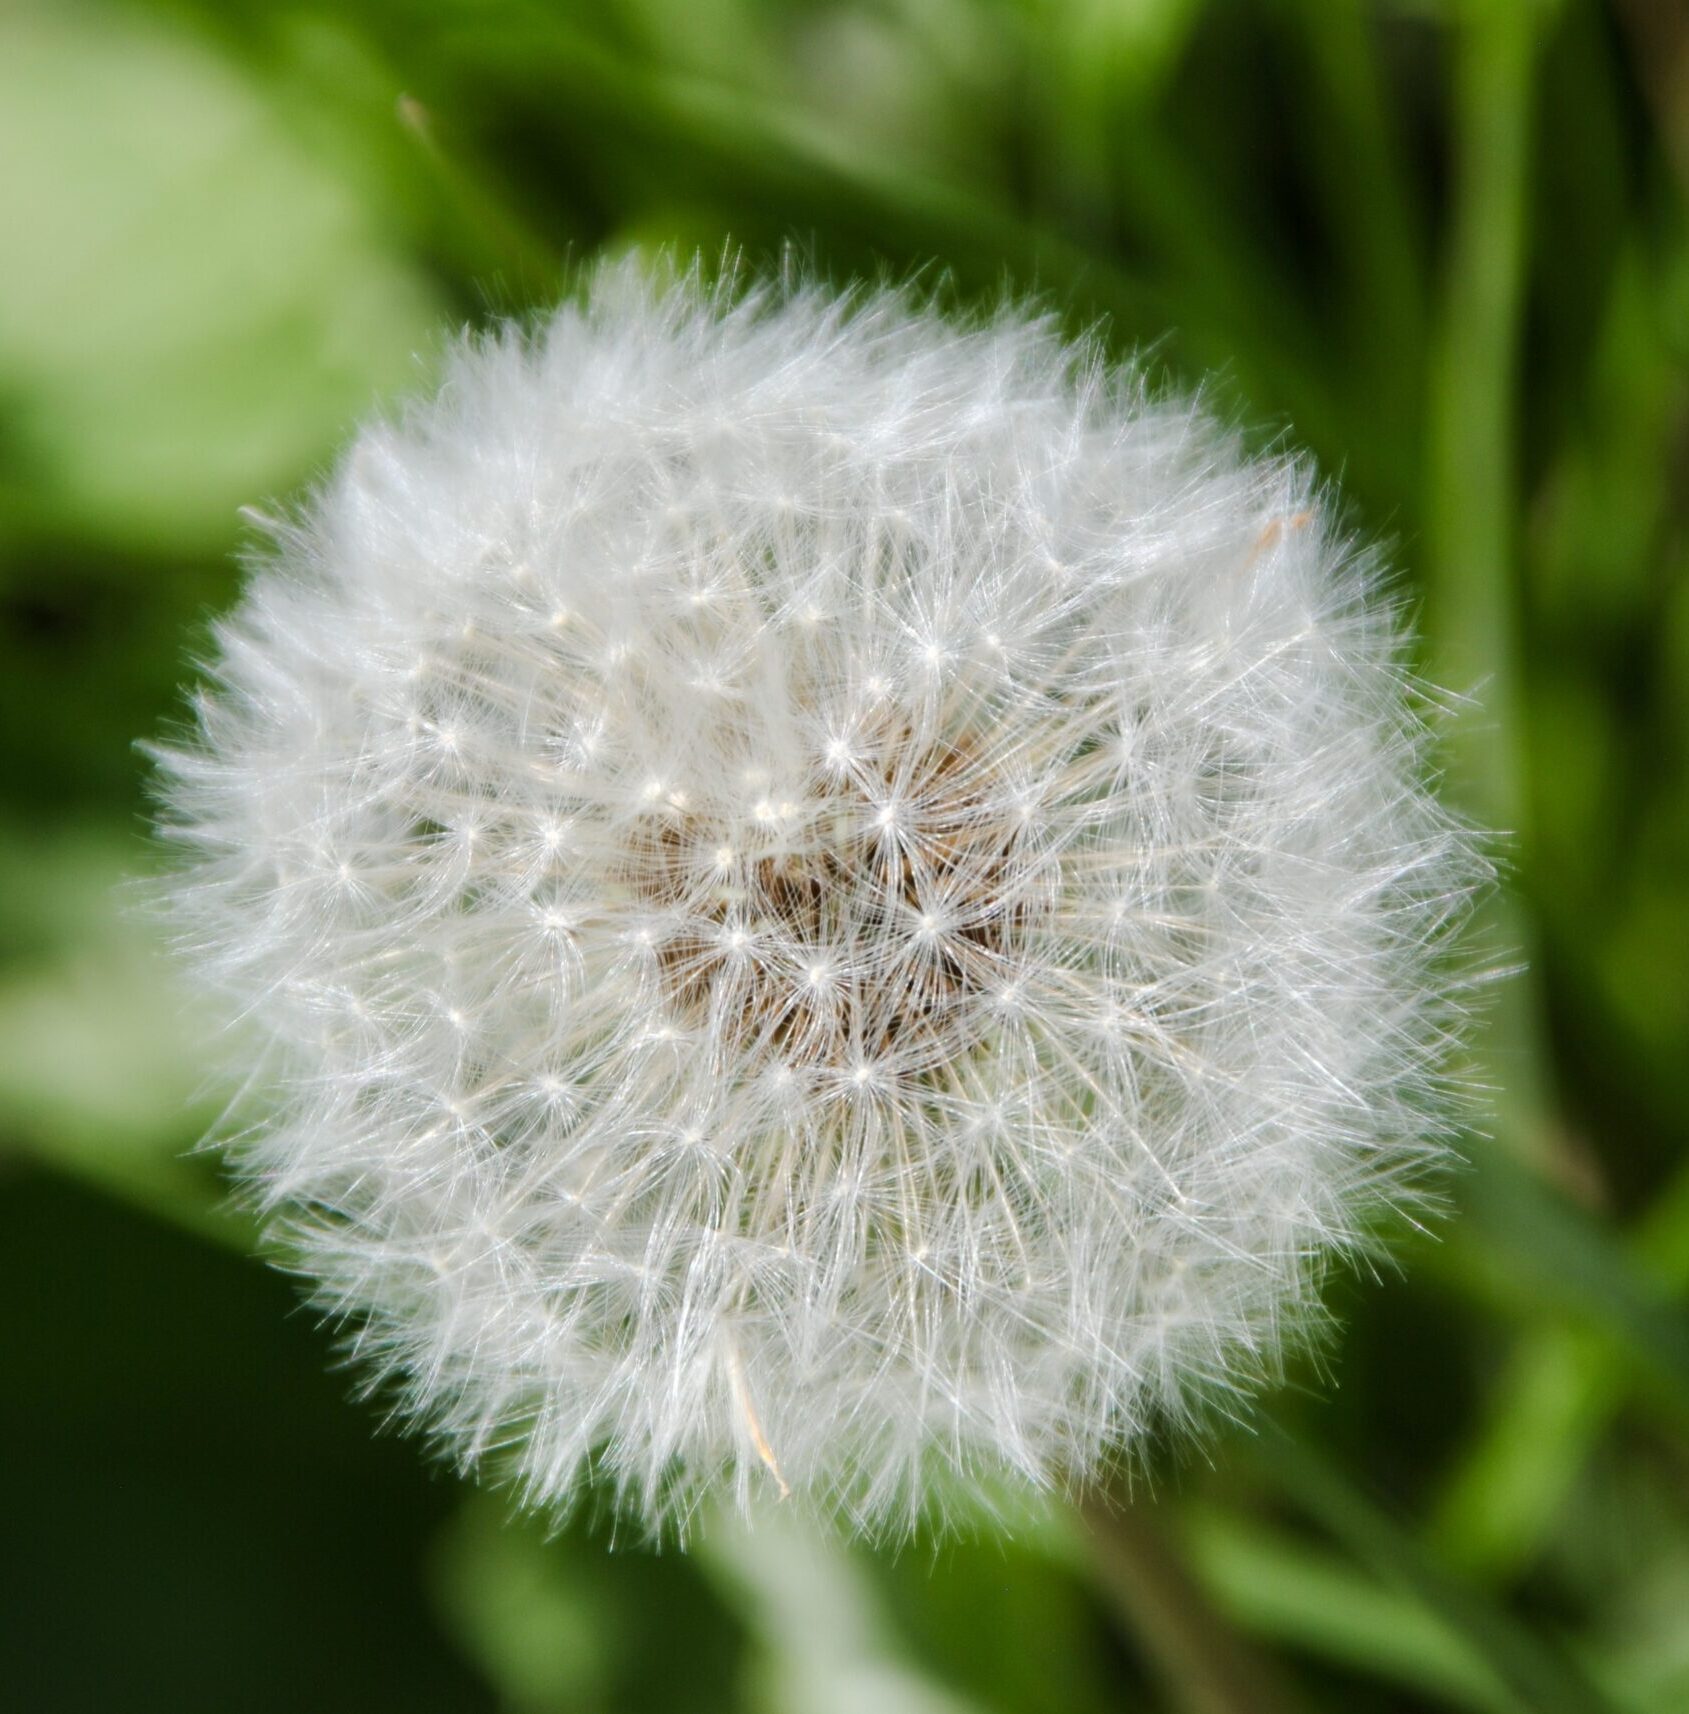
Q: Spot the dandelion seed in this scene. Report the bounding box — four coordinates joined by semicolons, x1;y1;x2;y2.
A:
154;259;1484;1539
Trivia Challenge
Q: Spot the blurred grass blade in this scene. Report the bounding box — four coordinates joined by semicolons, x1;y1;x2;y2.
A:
1269;0;1426;487
1446;1146;1689;1420
414;4;1355;453
1425;1326;1612;1583
1248;1423;1620;1714
1431;1159;1689;1578
436;11;1170;319
394;91;566;300
1424;1;1563;1192
1185;1504;1515;1714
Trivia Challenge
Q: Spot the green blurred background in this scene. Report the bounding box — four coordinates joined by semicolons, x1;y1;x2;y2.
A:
2;1;1685;1709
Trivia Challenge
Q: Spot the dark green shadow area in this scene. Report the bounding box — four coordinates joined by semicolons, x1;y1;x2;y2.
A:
0;1164;753;1714
0;1165;496;1712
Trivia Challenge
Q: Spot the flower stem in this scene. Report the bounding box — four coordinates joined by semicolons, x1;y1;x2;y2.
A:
1078;1485;1303;1714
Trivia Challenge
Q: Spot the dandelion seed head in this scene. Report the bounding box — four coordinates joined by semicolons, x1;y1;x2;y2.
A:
155;260;1484;1538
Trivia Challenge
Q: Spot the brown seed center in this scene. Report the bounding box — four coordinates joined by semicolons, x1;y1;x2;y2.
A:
633;729;1035;1075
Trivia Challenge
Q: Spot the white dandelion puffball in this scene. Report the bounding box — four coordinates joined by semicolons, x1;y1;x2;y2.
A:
159;262;1479;1537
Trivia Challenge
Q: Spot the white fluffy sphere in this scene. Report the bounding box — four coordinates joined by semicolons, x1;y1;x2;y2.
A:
158;262;1479;1536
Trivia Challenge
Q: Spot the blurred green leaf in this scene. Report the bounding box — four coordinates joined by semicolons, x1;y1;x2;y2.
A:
0;0;442;553
429;1491;753;1714
0;822;236;1246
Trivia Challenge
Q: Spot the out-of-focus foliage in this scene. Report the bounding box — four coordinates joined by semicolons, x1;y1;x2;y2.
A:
0;1;1684;1710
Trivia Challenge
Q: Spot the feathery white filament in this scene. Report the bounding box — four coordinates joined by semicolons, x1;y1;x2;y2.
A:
157;262;1481;1537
